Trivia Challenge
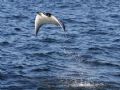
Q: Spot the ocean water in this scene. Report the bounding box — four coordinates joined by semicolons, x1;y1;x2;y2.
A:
0;0;120;90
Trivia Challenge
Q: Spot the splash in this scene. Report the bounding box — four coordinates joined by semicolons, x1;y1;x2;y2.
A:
72;82;97;87
70;80;104;88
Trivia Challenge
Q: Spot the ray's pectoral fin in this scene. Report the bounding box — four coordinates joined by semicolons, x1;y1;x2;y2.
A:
35;25;42;36
57;20;66;32
51;16;66;32
59;20;66;32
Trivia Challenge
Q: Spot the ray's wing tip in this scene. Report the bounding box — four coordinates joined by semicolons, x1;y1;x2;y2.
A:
35;33;38;37
61;21;66;32
35;28;39;36
62;26;66;32
63;23;66;31
35;30;39;36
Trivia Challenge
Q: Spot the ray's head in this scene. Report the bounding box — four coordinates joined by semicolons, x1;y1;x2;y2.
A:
36;12;41;15
43;12;52;17
36;12;52;17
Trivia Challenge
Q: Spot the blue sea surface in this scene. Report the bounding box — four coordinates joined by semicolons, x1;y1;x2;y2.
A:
0;0;120;90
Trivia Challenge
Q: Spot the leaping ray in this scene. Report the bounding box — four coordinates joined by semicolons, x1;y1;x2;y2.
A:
35;12;65;36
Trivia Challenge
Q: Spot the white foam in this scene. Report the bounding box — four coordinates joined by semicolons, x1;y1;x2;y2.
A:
71;81;104;88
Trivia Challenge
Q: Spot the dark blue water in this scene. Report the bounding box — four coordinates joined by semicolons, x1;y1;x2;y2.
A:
0;0;120;90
